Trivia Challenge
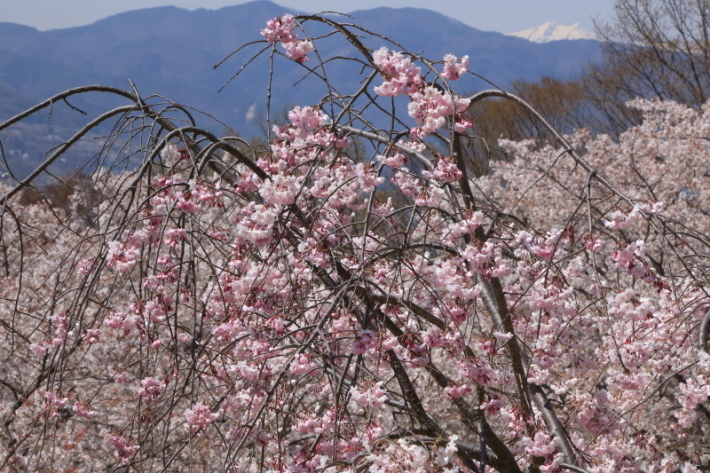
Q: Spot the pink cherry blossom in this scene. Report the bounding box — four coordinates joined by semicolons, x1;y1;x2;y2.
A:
108;434;139;465
440;53;469;80
283;39;314;63
260;14;297;43
135;376;165;403
185;403;219;429
372;47;422;96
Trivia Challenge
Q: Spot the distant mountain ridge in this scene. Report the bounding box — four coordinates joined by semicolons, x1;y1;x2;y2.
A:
508;22;596;43
0;1;601;178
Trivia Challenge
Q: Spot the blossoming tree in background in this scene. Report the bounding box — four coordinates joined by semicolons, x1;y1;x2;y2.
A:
1;12;710;473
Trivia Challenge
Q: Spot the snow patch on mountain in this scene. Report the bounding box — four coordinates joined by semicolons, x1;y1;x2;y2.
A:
508;22;596;43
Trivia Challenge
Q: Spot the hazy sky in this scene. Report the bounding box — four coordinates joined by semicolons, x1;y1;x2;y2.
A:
2;0;615;34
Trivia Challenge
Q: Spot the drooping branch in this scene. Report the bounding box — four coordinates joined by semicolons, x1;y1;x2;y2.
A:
466;89;633;207
478;275;578;467
699;310;710;352
0;85;140;133
0;105;137;206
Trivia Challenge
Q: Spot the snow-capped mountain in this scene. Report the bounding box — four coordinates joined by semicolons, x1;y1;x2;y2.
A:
508;22;596;42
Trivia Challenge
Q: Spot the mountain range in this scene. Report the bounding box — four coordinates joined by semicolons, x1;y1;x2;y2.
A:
0;1;601;178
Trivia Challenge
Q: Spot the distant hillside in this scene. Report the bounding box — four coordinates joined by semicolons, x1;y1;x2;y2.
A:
0;1;601;177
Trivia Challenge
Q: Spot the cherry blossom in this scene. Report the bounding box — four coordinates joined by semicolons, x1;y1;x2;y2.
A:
2;11;710;473
184;403;219;429
441;53;469;81
260;14;297;43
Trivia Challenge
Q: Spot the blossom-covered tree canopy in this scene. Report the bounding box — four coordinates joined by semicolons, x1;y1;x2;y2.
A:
1;12;710;473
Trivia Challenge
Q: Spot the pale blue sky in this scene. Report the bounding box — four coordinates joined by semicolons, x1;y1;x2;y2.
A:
1;0;615;34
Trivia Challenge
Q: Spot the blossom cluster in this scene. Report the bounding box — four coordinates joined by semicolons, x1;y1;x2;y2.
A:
261;13;314;63
372;46;473;137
